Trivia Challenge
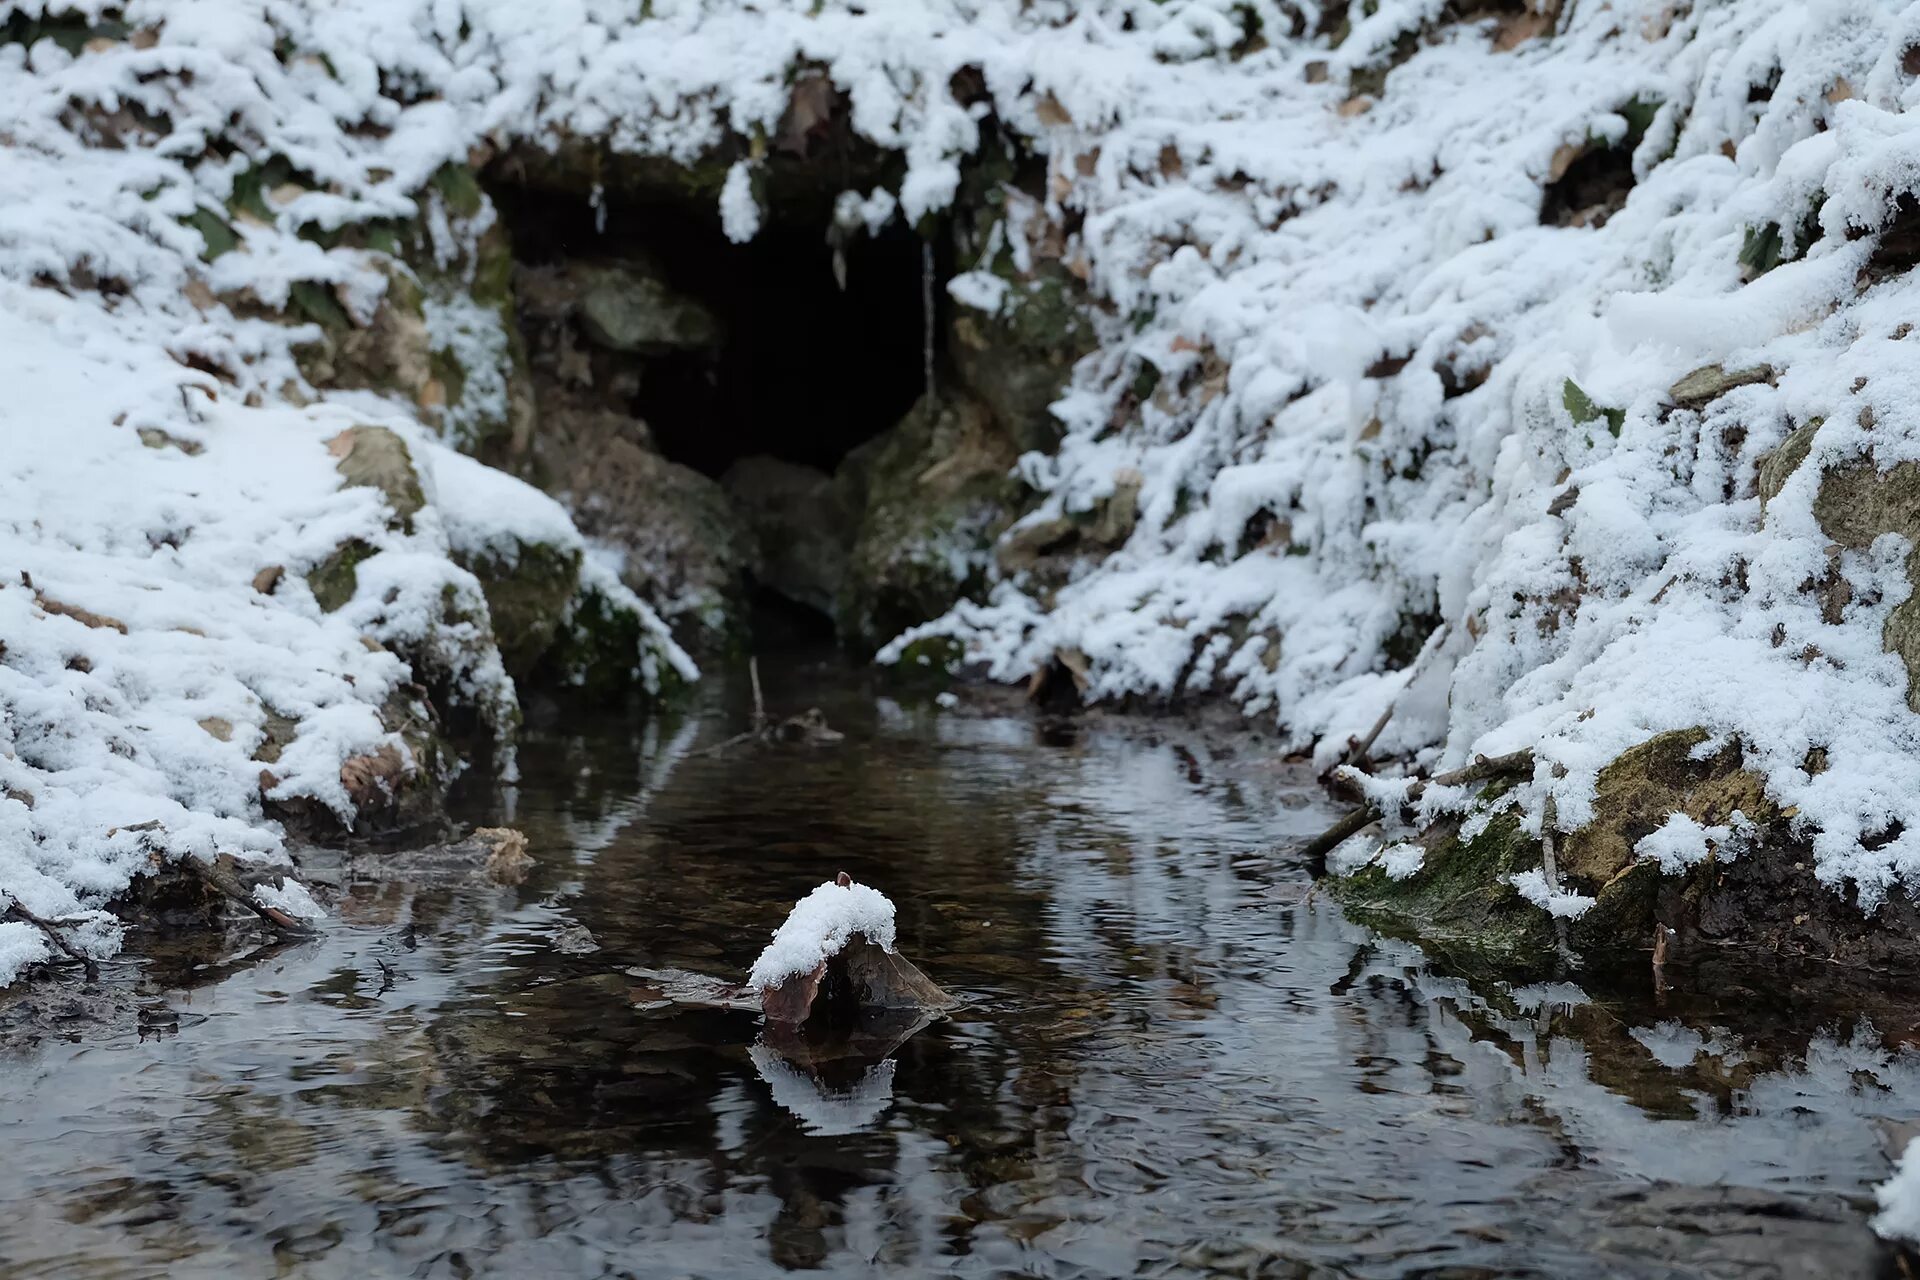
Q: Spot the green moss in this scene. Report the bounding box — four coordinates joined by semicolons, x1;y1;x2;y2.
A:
183;208;238;261
309;538;375;612
1;10;128;55
457;541;581;677
1330;811;1557;974
891;635;965;683
543;587;690;703
289;279;350;331
430;163;485;219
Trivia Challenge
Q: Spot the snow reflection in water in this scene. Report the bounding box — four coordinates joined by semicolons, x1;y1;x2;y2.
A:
0;656;1910;1278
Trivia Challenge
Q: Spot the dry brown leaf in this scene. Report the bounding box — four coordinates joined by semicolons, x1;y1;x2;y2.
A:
1034;92;1073;127
35;592;128;634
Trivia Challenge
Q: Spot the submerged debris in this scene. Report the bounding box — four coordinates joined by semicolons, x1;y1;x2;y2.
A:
749;872;953;1027
625;872;953;1044
698;657;847;755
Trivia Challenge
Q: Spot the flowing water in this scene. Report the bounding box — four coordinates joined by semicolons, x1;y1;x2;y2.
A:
0;655;1913;1278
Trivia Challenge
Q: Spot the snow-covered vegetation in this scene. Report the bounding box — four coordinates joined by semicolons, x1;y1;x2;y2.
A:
5;0;1920;1090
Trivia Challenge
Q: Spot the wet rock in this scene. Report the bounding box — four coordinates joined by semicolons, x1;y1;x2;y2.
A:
758;935;952;1028
264;684;451;839
835;391;1023;652
529;384;754;652
552;922;600;955
723;455;852;617
1330;808;1557;975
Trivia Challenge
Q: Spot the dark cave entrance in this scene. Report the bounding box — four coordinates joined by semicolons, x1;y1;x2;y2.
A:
492;183;947;479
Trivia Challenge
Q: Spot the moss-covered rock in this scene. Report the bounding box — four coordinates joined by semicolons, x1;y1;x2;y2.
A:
532;394;756;652
1331;810;1557;973
1757;418;1820;511
541;580;692;701
454;540;581;678
1814;454;1920;709
308;538;376;613
570;259;722;355
259;682;452;840
1332;730;1780;974
1559;730;1774;885
949;263;1096;455
835;390;1023;653
326;425;425;527
290;172;533;461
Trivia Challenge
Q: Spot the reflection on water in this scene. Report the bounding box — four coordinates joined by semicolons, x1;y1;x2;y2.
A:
0;654;1913;1278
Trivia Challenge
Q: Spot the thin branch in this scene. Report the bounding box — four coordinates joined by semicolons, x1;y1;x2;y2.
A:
1295;750;1534;877
1293;807;1384;874
190;858;313;935
1342;622;1451;769
749;655;767;735
4;902;98;978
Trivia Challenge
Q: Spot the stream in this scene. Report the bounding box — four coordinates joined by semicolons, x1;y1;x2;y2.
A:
0;655;1910;1278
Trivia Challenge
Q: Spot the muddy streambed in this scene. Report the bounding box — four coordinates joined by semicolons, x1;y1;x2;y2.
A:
0;656;1913;1278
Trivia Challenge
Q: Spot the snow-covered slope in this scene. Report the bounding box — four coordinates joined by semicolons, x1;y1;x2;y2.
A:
6;0;1920;979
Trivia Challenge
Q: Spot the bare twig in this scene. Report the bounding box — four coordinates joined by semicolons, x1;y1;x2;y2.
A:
4;901;98;978
1293;807;1384;873
1342;622;1451;770
189;858;313;935
749;655;767;735
1296;750;1534;877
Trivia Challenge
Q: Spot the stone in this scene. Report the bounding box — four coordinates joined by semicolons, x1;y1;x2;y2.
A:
1559;729;1773;886
533;386;756;651
570;260;722;355
1759;419;1821;511
1669;362;1774;410
723;455;853;617
326;425;425;528
948;262;1096;455
453;539;581;678
1814;454;1920;710
835;391;1024;652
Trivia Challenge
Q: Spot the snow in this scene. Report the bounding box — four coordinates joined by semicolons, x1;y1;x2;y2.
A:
746;877;898;992
1876;1143;1920;1245
253;879;328;921
6;0;1920;984
1507;869;1596;920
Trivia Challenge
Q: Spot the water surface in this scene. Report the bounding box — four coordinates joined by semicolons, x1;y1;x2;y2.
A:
0;656;1911;1278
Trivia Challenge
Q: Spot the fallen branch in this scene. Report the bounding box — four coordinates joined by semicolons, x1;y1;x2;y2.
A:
3;901;98;978
750;655;768;735
190;857;314;935
1296;749;1535;877
1340;621;1451;770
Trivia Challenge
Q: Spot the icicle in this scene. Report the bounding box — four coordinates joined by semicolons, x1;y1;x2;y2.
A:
590;181;606;235
921;238;935;404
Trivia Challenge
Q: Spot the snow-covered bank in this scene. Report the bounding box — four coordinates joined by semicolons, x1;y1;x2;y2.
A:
5;0;1920;1019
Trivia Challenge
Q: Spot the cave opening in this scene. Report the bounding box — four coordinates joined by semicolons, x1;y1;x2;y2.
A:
492;182;948;479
